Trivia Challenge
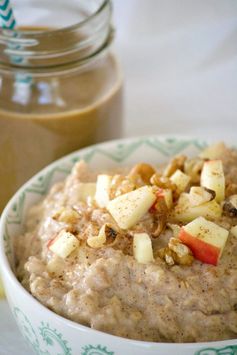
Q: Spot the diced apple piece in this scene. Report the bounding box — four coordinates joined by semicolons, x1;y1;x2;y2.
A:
74;183;96;203
48;230;79;258
177;192;190;205
201;160;225;202
87;224;107;248
179;216;229;265
170;169;191;193
157;188;173;209
173;193;222;223
150;188;173;213
199;142;226;160
133;233;154;264
230;225;237;238
95;175;112;208
107;186;156;229
47;255;65;275
188;186;214;207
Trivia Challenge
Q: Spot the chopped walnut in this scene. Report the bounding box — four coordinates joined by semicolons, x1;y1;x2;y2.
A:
150;174;176;191
52;207;79;224
83;223;99;241
223;195;237;217
152;198;168;238
157;247;175;266
104;225;118;245
87;225;106;248
169;238;194;266
129;163;156;185
110;174;136;199
184;157;204;184
163;155;187;177
225;182;237;198
87;224;118;248
157;238;193;266
165;253;175;266
168;238;190;256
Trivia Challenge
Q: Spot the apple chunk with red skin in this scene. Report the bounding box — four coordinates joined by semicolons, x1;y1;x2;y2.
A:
149;188;173;213
156;188;173;209
47;230;79;259
172;192;222;223
179;216;229;265
170;169;190;194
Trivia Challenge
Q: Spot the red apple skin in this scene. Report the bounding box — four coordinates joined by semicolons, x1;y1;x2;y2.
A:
149;189;165;213
179;228;220;266
47;237;55;249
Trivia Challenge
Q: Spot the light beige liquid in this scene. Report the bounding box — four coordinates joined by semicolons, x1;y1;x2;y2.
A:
0;36;123;212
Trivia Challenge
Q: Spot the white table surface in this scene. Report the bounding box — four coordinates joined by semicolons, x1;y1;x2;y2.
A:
1;0;237;354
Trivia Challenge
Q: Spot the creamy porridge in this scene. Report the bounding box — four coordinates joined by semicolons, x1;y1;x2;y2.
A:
15;142;237;342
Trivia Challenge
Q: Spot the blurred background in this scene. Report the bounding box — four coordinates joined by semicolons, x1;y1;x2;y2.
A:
113;0;237;141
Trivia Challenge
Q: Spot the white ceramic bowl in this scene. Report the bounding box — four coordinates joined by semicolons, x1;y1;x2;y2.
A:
0;136;237;355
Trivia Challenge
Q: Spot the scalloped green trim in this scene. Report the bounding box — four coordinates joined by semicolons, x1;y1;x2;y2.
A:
3;225;11;257
7;192;25;225
195;345;237;355
81;344;114;355
26;166;71;196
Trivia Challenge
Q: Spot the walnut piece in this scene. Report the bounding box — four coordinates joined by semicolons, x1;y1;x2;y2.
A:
184;157;204;184
157;238;193;266
52;207;79;224
87;224;118;248
110;174;136;199
163;155;187;177
129;163;156;185
150;174;176;191
152;198;168;238
223;195;237;217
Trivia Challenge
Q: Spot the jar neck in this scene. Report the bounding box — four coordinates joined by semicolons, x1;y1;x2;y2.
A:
0;0;112;72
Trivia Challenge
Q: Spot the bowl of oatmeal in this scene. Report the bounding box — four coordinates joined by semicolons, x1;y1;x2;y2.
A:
0;136;237;355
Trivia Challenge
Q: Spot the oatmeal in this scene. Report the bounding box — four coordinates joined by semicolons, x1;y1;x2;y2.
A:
15;143;237;342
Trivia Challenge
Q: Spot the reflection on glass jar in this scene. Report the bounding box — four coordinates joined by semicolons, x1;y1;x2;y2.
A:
0;0;123;212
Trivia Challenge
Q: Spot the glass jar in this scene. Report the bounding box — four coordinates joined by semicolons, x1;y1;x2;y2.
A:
0;0;123;212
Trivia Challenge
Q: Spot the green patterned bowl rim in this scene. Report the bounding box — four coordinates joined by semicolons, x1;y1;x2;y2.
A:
0;134;237;350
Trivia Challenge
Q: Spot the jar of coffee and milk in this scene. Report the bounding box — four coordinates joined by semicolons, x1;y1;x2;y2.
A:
0;0;123;212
